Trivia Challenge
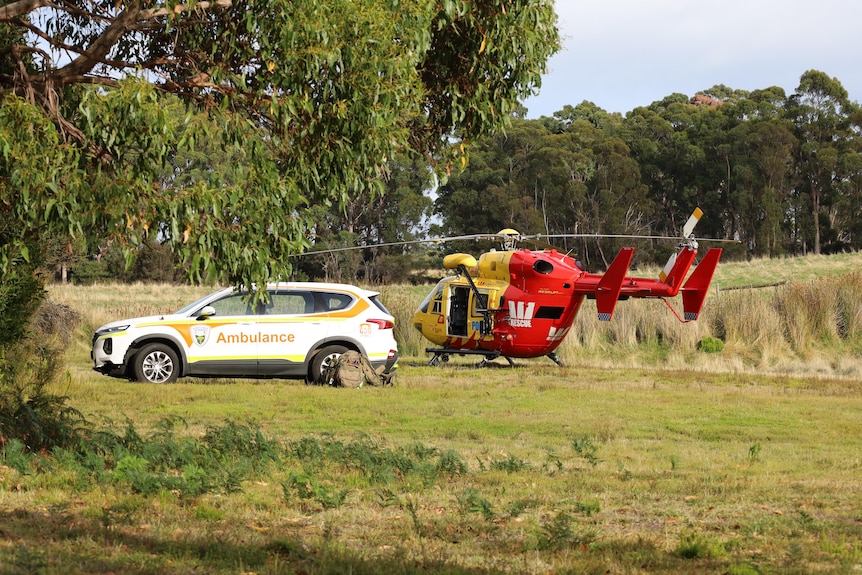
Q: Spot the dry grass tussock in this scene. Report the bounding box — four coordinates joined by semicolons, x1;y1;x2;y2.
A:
49;282;212;333
555;271;862;378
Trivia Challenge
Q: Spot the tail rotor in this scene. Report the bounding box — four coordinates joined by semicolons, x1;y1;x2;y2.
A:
659;207;703;283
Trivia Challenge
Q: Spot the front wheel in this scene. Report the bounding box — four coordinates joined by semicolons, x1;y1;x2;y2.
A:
133;343;179;384
310;344;348;383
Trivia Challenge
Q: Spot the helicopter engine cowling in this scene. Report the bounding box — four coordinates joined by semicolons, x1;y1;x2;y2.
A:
442;253;478;270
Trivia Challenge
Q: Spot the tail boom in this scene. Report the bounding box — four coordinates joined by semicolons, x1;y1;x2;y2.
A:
573;246;720;322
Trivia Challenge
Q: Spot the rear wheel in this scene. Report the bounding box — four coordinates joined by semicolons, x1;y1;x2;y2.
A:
310;344;348;383
133;343;179;384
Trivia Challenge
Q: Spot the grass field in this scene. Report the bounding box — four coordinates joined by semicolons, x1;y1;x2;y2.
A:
1;253;861;574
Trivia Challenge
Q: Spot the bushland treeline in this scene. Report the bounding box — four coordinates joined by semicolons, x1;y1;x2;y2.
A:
64;70;860;285
286;68;862;280
435;70;861;271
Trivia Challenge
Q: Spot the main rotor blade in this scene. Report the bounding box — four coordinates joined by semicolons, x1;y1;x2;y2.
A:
528;233;739;243
682;207;704;238
291;213;740;258
290;232;521;257
290;238;430;256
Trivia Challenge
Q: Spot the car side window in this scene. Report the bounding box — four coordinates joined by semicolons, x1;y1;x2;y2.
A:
322;292;352;311
267;291;314;315
208;293;252;316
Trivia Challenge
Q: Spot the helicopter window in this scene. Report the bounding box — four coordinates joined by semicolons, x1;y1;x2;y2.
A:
533;259;554;274
535;306;564;320
418;283;445;314
473;292;489;313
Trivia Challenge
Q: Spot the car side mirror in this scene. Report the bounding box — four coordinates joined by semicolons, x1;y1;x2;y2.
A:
197;306;216;320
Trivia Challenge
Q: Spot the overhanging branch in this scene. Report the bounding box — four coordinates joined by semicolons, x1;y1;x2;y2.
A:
0;0;53;21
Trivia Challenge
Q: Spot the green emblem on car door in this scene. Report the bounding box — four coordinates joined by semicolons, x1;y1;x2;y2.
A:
191;325;210;346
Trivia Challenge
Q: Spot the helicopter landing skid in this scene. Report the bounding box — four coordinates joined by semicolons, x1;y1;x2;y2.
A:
425;348;514;368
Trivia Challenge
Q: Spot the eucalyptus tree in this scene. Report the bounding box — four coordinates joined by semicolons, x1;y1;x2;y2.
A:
735;117;797;256
434;118;549;236
835;123;862;249
623;98;707;235
531;111;650;269
0;0;559;320
786;70;859;254
437;105;651;269
695;86;796;257
297;152;435;283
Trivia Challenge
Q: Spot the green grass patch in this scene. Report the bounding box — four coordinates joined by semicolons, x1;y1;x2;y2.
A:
0;363;858;574
18;258;862;573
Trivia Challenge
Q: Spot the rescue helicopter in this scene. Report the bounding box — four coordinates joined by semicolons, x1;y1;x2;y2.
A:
298;208;726;367
412;208;722;367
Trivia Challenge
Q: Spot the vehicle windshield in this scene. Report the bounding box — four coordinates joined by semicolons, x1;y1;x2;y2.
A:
174;289;232;315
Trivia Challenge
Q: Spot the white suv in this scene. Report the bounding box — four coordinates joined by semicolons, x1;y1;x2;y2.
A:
91;283;398;384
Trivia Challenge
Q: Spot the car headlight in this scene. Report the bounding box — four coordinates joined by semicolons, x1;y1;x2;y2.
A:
95;324;130;337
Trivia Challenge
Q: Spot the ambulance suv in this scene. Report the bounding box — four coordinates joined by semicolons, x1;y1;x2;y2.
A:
91;283;398;384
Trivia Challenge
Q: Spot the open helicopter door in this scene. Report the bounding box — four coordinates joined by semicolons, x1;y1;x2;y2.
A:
447;284;495;338
447;285;470;337
680;248;722;320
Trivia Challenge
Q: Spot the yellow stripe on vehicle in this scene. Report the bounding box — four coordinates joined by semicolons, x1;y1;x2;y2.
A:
256;354;307;363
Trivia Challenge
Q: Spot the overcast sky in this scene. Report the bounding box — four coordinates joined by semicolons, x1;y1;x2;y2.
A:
522;0;862;118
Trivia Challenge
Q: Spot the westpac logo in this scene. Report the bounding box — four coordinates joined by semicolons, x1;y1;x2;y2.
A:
191;325;211;347
508;301;535;328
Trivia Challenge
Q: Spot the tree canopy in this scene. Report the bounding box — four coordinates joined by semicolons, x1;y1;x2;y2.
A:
1;0;560;293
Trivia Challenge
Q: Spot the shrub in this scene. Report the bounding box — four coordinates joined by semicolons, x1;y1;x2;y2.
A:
0;267;44;347
0;298;86;452
697;336;725;353
673;533;725;559
68;258;113;285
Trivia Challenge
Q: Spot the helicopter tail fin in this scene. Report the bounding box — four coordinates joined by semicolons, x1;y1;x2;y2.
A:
658;246;698;295
680;248;722;320
596;247;634;321
658;207;704;290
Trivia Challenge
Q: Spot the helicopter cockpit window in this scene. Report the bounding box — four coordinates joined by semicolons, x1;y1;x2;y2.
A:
432;299;442;314
533;259;554;274
473;292;489;314
419;282;445;314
